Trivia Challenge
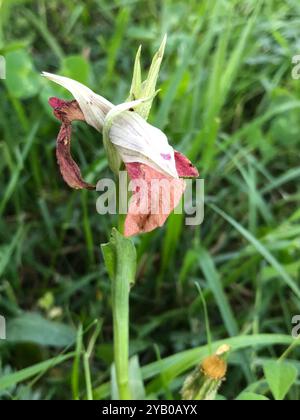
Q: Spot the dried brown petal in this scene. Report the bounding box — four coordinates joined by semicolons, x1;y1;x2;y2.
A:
49;97;94;190
56;123;94;190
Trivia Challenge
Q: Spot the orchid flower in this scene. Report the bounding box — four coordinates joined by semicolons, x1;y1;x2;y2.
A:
43;47;198;237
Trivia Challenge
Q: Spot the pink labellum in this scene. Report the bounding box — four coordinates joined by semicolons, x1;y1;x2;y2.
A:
174;151;199;178
124;162;186;237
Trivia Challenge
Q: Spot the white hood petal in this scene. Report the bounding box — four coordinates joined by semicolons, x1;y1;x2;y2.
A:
42;72;113;131
110;111;178;178
43;73;179;178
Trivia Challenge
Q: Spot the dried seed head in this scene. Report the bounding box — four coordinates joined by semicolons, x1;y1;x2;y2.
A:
201;355;227;380
181;344;230;400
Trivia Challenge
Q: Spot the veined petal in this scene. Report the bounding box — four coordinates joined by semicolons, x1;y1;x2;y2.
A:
124;162;185;237
109;110;179;178
42;72;113;131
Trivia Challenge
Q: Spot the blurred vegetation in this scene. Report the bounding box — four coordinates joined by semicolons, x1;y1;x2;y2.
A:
0;0;300;400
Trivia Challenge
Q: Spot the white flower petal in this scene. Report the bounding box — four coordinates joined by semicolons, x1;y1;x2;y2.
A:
110;112;179;178
42;72;113;131
43;73;179;178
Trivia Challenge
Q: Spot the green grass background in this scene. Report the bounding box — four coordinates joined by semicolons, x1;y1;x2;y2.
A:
0;0;300;400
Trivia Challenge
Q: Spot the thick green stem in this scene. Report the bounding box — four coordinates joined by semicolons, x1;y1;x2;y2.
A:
112;263;131;400
101;228;136;400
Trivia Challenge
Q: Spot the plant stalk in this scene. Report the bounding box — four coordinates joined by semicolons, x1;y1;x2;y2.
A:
111;264;131;400
102;228;136;400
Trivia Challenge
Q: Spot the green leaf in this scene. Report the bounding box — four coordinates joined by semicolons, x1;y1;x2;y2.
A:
111;356;145;400
4;50;41;98
101;242;116;281
0;121;40;216
263;361;298;400
210;204;300;299
128;355;146;400
60;55;91;85
127;45;142;101
6;313;76;348
0;226;23;278
101;228;136;286
0;2;31;43
237;392;269;401
71;325;83;401
0;353;74;392
106;8;130;78
198;246;239;337
127;35;166;120
110;363;119;400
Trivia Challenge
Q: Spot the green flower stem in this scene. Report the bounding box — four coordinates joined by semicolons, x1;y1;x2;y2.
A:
111;265;131;400
101;229;137;400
